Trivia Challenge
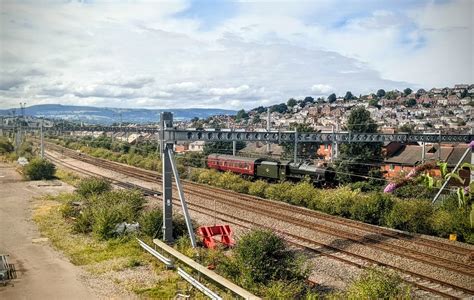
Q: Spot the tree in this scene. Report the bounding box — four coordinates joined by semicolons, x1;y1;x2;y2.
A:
287;98;297;108
203;141;246;156
376;89;386;98
303;96;314;105
235;109;249;121
404;98;416;107
327;93;337;103
335;107;382;184
344;91;354;101
368;99;380;108
252;114;261;124
398;124;414;133
252;106;266;114
385;91;398;100
403;88;412;96
270;103;288;114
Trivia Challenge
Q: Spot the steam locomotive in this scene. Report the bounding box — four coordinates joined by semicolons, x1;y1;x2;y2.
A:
207;154;335;184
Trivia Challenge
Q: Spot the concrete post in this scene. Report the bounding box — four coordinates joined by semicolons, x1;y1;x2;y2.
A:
331;125;335;162
266;110;271;153
334;123;339;160
40;119;44;159
294;127;298;163
232;140;236;156
438;130;441;160
161;112;174;243
421;142;425;163
0;116;3;136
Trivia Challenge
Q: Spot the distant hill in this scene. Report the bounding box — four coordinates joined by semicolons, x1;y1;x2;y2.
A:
0;104;236;124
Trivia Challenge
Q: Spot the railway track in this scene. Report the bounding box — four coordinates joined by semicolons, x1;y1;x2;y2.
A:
44;143;474;298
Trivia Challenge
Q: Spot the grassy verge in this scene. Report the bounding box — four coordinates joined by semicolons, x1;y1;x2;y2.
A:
31;181;226;298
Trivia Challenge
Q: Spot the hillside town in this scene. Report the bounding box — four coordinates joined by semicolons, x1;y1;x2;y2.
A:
192;84;474;134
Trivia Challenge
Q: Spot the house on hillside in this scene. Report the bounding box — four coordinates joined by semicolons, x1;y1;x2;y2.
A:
188;141;205;152
382;144;471;181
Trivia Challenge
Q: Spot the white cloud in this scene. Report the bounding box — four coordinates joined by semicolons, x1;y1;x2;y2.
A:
0;0;471;110
208;85;250;96
311;84;333;94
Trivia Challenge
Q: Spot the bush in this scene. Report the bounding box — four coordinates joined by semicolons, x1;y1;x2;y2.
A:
344;267;410;299
23;158;56;180
197;169;220;185
92;204;123;239
92;190;145;221
71;189;145;239
393;182;434;200
264;182;293;202
385;199;433;233
76;178;111;198
230;229;309;288
248;180;269;198
73;208;94;233
350;193;394;225
430;196;472;242
316;187;358;217
350;181;381;192
288;181;318;206
0;138;14;154
139;209;163;238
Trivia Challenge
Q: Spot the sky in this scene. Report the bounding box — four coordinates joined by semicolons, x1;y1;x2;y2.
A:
0;0;472;110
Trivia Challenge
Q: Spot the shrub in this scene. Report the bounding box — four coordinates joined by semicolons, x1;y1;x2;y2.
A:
76;177;111;198
71;190;145;239
393;182;434;200
92;204;123;239
350;193;394;225
230;229;309;288
197;169;220;185
73;208;94;233
350;181;381;192
188;168;203;182
317;187;359;217
23;158;56;180
288;181;318;206
430;196;472;242
384;199;433;233
0;138;14;154
91;190;145;221
18;141;34;157
60;199;82;219
264;182;294;202
248;180;269;198
345;267;410;299
139;209;163;238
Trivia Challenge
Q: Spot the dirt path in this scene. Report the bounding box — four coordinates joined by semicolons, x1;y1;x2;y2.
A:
0;163;98;300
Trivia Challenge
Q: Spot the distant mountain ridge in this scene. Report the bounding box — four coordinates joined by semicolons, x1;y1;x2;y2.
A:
0;104;236;124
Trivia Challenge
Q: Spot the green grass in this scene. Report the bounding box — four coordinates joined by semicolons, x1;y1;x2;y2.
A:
33;195;146;265
55;168;82;186
33;192;236;299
